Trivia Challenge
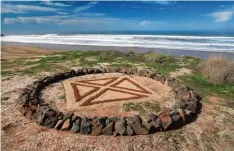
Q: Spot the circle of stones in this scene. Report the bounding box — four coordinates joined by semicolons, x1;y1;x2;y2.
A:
18;66;200;136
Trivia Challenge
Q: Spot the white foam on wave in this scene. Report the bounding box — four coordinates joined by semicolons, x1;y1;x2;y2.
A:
2;34;234;52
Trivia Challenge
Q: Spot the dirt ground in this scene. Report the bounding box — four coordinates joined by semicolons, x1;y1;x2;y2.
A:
1;46;234;151
1;45;63;60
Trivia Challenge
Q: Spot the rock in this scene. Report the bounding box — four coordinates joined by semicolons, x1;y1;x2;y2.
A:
80;117;92;134
186;99;197;114
44;117;58;128
132;122;149;135
178;109;186;122
61;119;71;131
91;119;105;136
150;117;161;130
126;125;134;136
160;113;172;130
102;122;114;135
120;68;127;74
80;123;92;135
55;119;64;130
1;34;4;37
142;121;153;131
138;69;150;77
148;113;158;122
71;118;81;133
171;114;181;122
115;121;126;136
180;102;187;109
153;73;163;81
126;117;134;126
132;115;142;123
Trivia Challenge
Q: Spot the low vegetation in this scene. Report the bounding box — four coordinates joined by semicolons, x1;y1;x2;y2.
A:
1;50;233;103
199;56;234;84
123;101;161;114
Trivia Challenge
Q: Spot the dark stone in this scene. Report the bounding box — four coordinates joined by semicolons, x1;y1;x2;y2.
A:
142;121;153;131
115;121;126;136
91;119;105;136
80;117;92;134
87;68;95;74
44;116;58;128
126;125;134;136
160;113;172;130
148;113;158;122
180;102;187;109
80;123;92;135
150;117;161;130
171;114;181;122
126;117;134;126
186;99;197;114
132;122;149;135
102;122;114;135
71;118;81;133
132;115;142;123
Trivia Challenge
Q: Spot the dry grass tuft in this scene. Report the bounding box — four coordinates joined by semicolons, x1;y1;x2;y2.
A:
199;56;234;84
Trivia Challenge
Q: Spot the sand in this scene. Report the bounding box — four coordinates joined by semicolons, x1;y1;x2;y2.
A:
2;42;234;59
1;45;63;60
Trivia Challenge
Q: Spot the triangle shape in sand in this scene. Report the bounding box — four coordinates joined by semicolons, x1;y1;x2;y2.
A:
81;88;148;106
70;83;100;102
77;77;118;86
110;77;152;94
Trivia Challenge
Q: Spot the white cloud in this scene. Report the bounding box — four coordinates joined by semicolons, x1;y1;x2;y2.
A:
4;15;68;24
140;20;151;25
209;11;233;22
81;13;105;16
207;5;234;22
74;2;98;12
2;4;60;13
57;12;68;15
42;0;72;7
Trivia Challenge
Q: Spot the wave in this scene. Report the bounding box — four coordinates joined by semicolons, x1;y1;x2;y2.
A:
2;34;234;52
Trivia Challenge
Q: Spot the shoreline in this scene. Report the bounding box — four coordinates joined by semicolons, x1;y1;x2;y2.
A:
2;42;234;59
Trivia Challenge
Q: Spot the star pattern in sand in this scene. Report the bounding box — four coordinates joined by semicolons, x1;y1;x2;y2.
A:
63;76;154;109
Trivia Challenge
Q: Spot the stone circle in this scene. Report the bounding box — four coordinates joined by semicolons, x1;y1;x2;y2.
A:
18;66;201;136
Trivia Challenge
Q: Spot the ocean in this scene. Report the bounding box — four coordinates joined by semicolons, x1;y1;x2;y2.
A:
1;31;234;53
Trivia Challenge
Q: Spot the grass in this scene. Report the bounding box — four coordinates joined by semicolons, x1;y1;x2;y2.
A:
0;50;199;77
182;73;234;100
123;101;161;114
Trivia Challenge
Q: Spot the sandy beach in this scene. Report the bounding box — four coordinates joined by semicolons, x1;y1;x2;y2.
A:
2;42;234;59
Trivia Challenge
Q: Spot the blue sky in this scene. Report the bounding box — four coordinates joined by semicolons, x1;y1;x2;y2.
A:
1;1;234;34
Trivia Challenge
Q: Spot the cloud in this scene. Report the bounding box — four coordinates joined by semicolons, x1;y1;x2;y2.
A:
2;4;60;13
57;12;69;15
4;15;68;24
42;0;72;7
140;20;151;25
74;2;98;12
81;13;105;17
207;5;234;22
209;11;233;22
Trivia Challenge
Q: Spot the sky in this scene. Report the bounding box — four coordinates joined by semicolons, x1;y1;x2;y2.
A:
1;1;234;34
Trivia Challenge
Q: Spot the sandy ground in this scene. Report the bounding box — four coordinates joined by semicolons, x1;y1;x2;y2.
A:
1;46;234;151
1;75;234;151
42;73;175;117
1;45;63;60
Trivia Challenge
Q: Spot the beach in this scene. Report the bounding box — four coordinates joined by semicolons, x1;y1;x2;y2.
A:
2;42;234;60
